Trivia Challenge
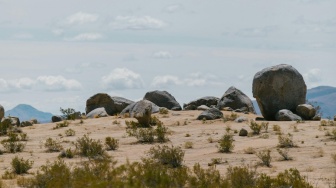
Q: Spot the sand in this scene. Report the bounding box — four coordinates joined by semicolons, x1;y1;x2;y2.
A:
0;110;335;187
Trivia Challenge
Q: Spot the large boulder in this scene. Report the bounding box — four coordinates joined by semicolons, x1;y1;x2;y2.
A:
143;90;181;111
133;100;153;126
0;104;4;119
86;107;108;118
275;109;302;121
197;108;223;120
121;100;160;116
253;64;307;120
296;104;316;120
184;96;219;110
217;86;256;113
86;93;133;116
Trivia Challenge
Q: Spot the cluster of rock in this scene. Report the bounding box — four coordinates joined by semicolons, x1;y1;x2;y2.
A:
0;104;38;127
253;64;320;121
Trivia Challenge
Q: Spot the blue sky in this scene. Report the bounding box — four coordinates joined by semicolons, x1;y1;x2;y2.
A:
0;0;335;114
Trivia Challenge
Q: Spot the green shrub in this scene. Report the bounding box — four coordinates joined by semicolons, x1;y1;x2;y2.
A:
75;134;106;158
226;165;258;188
277;148;292;161
44;137;63;152
184;141;193;149
250;120;262;135
19;132;28;141
223;113;238;122
208;158;225;166
2;170;17;179
278;133;295;148
60;107;77;120
1;132;26;153
159;108;169;114
271;168;313;188
11;156;33;174
189;163;229;187
273;124;281;132
105;137;119;150
53;120;69;129
155;124;169;143
126;122;169;143
321;120;335;126
256;149;272;167
147;145;184;168
65;129;76;136
59;148;75;158
0;118;12;136
218;132;234;153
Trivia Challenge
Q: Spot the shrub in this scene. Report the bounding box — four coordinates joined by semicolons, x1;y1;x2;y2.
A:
11;156;33;174
1;132;26;153
277;148;292;161
159;108;169;114
44;137;63;152
59;148;75;158
105;137;119;150
2;170;16;179
321;120;335;126
147;145;184;168
0;118;12;136
75;134;106;158
126;122;169;143
53;120;69;129
155;124;169;143
226;165;258;188
331;128;336;140
244;147;256;154
271;168;313;188
223;113;238;122
149;116;162;126
256;149;272;167
208;158;225;166
273;124;281;132
218;132;234;153
250;120;262;135
278;133;295;148
19;132;28;141
65;129;76;136
189;163;229;187
60;107;76;120
184;141;193;149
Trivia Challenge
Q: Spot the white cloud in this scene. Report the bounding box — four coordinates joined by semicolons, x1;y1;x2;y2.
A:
10;77;36;89
37;76;82;91
111;16;166;30
65;33;102;41
152;51;173;59
151;75;181;88
102;68;144;90
65;12;99;25
304;68;322;84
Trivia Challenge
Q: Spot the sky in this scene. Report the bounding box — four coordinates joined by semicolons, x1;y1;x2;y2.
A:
0;0;335;114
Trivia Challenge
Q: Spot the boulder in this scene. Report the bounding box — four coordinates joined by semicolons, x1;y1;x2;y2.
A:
217;86;256;113
197;105;210;111
30;119;38;124
133;100;153;126
184;96;219;110
86;93;133;116
296;104;316;120
253;64;307;120
121;100;160;117
0;104;4;119
52;115;62;123
235;116;248;123
313;115;321;121
144;90;181;111
239;128;248;136
197;108;223;120
2;116;20;126
275;109;302;121
334;115;336;121
86;107;108;118
20;121;33;127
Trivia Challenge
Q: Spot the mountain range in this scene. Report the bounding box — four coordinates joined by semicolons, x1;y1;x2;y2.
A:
253;86;336;118
5;104;53;123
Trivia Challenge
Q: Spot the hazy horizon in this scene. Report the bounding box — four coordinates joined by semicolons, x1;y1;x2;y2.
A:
1;0;335;114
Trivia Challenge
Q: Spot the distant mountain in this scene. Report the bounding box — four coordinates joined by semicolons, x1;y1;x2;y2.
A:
252;86;336;118
5;104;53;123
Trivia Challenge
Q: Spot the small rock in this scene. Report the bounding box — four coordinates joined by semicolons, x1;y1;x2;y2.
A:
255;117;265;121
296;104;316;120
20;121;33;127
197;105;210;111
52;115;63;123
275;109;302;121
197;108;223;120
235;116;248;123
239;128;248;136
312;115;321;121
86;107;108;118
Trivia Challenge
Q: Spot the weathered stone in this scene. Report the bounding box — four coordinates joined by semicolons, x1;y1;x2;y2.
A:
30;119;38;124
197;105;210;111
312;115;321;121
184;96;219;110
144;90;181;111
86;93;134;116
235;116;248;123
253;64;307;120
2;116;20;126
121;100;159;117
217;86;256;113
0;104;4;119
20;121;33;127
86;107;108;118
296;104;316;120
197;108;223;120
52;115;62;123
275;109;302;121
239;128;248;136
132;100;152;126
255;117;265;121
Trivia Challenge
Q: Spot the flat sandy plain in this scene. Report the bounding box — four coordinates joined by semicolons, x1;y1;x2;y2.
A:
0;110;335;187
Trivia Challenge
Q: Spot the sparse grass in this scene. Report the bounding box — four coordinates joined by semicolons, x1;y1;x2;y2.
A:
320;120;335;126
184;141;194;149
159;107;169;115
64;129;76;136
147;145;185;168
208;158;225;166
2;170;17;179
273;124;281;132
218;132;234;153
19;132;28;141
126;121;169;143
244;147;256;154
277;148;292;161
112;120;121;125
256;149;272;167
11;156;33;174
207;137;214;143
59;148;75;158
278;133;295;148
105;137;119;151
185;133;191;137
259;134;270;139
313;148;324;158
223;113;238;122
53;120;69;129
1;132;26;153
44;137;63;152
75;134;106;159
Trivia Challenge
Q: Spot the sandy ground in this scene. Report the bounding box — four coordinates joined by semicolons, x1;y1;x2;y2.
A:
0;110;336;187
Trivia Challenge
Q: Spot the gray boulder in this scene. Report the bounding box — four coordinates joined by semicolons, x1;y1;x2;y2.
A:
235;116;248;123
296;104;316;120
52;115;62;123
86;93;133;116
144;90;181;111
253;64;307;120
0;104;4;119
184;96;219;110
2;116;20;126
86;107;108;118
217;86;256;113
239;128;248;136
20;121;33;127
133;100;153;126
197;105;210;111
121;99;160;116
275;109;302;121
197;108;223;120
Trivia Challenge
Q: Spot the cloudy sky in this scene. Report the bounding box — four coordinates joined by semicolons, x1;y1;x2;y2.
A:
0;0;335;114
